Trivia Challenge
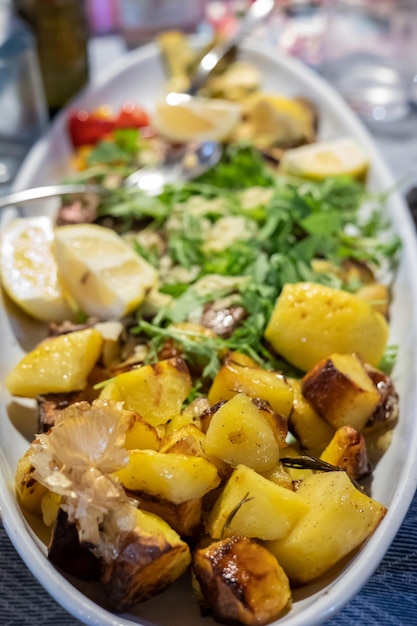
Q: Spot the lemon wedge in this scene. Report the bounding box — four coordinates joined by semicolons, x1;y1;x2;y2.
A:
279;137;370;181
54;224;158;320
0;216;73;322
152;94;242;143
245;93;316;145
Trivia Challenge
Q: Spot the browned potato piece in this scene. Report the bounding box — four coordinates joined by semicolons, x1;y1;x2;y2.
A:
160;424;206;456
102;507;191;612
165;397;210;435
320;425;369;480
49;508;101;581
301;353;381;431
364;365;399;430
192;536;291;626
121;410;162;451
208;351;294;418
288;378;335;457
261;462;294;490
356;282;390;317
15;449;47;516
129;491;202;538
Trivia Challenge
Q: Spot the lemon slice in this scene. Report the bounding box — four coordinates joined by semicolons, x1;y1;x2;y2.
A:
0;216;73;322
152;94;242;143
279;137;369;181
54;224;158;320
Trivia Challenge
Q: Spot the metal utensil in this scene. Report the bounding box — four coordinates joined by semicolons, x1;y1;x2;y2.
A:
0;140;221;209
187;0;275;95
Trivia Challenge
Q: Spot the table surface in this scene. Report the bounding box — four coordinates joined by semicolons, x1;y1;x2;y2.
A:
1;32;417;626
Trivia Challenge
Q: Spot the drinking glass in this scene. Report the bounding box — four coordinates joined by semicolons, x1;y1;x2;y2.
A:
322;0;417;123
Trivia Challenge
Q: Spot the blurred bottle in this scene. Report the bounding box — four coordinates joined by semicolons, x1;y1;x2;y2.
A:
117;0;206;49
15;0;90;116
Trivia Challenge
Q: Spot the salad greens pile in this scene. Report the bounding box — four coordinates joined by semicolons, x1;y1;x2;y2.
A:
79;144;401;384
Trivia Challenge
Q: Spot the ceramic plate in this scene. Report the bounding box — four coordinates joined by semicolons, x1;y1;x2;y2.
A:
1;39;417;626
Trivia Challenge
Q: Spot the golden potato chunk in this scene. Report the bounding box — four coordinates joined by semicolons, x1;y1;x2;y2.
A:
160;424;206;456
120;411;162;451
320;425;369;480
15;449;47;516
5;328;103;397
207;464;309;540
264;282;388;371
129;492;202;538
301;353;381;431
193;536;291;626
208;351;294;418
102;507;191;612
266;471;386;584
203;393;282;472
288;378;335;457
114;449;220;504
101;357;192;426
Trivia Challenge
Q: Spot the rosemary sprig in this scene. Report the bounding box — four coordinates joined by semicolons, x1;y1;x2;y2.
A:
222;492;255;537
280;453;364;492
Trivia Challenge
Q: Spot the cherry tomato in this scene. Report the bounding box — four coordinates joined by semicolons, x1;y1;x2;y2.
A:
67;104;150;148
68;110;115;148
115;103;150;129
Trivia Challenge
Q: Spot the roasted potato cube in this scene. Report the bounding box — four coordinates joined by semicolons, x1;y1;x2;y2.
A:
264;282;389;371
266;471;386;584
320;425;369;480
279;445;314;484
6;328;103;397
356;282;390;317
100;357;192;426
203;393;282;472
301;353;381;431
102;507;191;612
192;536;291;626
114;449;220;504
288;378;335;456
120;410;162;451
364;365;399;430
165;397;210;435
160;424;206;456
208;351;294;418
49;508;101;581
261;462;294;490
128;492;202;538
207;464;309;540
41;490;61;527
15;449;47;516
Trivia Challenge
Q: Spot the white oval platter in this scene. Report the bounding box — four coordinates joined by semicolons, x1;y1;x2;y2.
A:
1;39;417;626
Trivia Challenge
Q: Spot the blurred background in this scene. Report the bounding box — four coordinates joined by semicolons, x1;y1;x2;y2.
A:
1;1;416;182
